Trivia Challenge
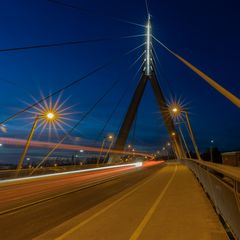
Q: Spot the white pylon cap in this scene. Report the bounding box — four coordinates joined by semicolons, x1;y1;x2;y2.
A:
145;14;152;76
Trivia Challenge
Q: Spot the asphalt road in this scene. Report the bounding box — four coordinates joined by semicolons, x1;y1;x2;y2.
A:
0;162;163;240
35;163;228;240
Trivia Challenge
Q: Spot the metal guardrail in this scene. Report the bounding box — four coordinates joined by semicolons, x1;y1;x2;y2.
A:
181;159;240;239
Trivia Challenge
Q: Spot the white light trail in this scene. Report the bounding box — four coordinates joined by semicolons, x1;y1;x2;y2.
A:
0;162;143;184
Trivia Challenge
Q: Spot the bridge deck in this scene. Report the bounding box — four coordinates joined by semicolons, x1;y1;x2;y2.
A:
36;163;228;240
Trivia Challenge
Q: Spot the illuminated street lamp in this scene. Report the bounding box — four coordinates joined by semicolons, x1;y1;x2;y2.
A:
162;146;170;160
104;135;114;163
46;112;55;120
97;134;114;166
172;107;178;113
126;144;132;156
16;110;58;173
169;103;201;160
0;143;2;147
210;139;214;162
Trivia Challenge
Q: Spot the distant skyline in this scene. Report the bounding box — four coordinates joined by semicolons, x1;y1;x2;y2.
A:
0;0;239;164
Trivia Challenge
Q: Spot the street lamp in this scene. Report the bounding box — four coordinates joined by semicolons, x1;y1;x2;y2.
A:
103;135;114;164
126;144;132;157
16;110;58;173
46;112;55;120
172;107;178;113
169;103;201;160
97;134;114;166
210;139;214;162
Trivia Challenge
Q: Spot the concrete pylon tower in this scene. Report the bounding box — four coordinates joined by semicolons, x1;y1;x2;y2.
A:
113;15;184;159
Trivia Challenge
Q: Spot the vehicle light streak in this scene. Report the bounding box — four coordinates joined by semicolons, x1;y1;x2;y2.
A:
0;162;144;184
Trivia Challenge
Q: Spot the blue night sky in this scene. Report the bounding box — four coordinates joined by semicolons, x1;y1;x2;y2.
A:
0;0;239;163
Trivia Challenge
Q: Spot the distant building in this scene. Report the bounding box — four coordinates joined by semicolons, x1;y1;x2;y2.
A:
221;151;240;166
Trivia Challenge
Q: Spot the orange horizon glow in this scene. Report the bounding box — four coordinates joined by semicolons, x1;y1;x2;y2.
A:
0;137;153;158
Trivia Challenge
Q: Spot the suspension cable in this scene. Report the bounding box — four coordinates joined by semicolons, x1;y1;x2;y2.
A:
96;56;145;141
48;0;145;28
0;35;145;53
0;43;145;125
152;35;240;108
114;61;145;139
152;46;175;97
31;65;128;173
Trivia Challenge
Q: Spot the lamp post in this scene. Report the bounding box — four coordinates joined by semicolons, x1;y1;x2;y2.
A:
176;123;191;159
170;104;201;160
166;142;172;159
16;115;39;173
132;148;136;161
16;111;57;175
97;135;114;166
103;135;114;164
210;139;214;162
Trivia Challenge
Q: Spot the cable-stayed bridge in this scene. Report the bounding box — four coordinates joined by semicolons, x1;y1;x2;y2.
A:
0;1;239;239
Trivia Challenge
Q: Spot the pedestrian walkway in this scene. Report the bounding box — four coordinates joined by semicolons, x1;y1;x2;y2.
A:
35;163;228;240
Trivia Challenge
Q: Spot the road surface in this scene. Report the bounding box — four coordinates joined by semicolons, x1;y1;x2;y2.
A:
0;162;227;240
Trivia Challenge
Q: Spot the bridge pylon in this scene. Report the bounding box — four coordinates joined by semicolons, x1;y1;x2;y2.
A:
111;15;185;161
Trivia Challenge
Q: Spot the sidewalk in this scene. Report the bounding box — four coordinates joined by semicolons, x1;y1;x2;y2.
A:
35;163;228;240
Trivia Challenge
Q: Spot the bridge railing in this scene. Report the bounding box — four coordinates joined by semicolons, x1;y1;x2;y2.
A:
181;158;240;239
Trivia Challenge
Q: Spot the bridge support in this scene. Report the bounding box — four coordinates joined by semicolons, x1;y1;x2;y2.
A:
112;70;184;160
110;15;185;162
114;74;148;151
